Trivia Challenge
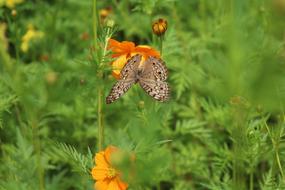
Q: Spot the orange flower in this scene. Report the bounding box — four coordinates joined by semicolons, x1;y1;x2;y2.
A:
108;39;160;79
91;146;128;190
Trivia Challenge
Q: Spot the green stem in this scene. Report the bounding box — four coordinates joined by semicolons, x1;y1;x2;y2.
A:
265;122;285;182
249;170;253;190
232;109;246;190
233;142;244;190
97;88;103;151
92;0;103;151
275;150;285;181
32;120;45;190
92;0;97;43
159;36;163;56
97;27;111;151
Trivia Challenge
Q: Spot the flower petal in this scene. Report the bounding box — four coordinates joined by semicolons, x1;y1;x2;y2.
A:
104;146;118;164
108;39;135;58
120;41;135;52
111;55;128;79
91;166;108;180
112;71;121;80
134;46;160;58
108;39;121;48
107;178;121;190
116;177;128;190
95;179;110;190
95;151;109;168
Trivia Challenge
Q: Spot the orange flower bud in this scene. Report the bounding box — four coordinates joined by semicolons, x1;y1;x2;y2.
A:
152;18;168;36
99;7;112;23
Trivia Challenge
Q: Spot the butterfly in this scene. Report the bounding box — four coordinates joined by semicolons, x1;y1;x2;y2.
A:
106;54;170;104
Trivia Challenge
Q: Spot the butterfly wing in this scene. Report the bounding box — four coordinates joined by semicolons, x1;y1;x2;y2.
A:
139;56;170;102
106;80;135;104
139;79;170;102
106;54;141;104
140;56;168;81
119;54;141;80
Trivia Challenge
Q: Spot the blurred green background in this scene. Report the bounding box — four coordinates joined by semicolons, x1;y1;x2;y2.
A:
1;0;285;189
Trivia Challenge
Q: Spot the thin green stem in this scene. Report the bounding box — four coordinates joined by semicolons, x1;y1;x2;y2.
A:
97;88;103;151
274;85;285;183
32;120;45;190
97;27;111;151
159;36;163;56
276;149;285;181
93;0;113;151
264;121;285;182
92;0;97;43
92;0;104;151
231;108;246;190
15;104;24;127
249;170;253;190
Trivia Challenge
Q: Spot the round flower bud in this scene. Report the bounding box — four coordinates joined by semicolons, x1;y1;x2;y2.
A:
106;19;115;28
152;18;168;36
99;7;112;24
100;8;111;20
11;9;17;17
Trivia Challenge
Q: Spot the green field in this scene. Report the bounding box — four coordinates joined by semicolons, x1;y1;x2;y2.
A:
1;0;285;190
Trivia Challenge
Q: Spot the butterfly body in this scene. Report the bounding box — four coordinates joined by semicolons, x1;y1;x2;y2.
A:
106;54;170;104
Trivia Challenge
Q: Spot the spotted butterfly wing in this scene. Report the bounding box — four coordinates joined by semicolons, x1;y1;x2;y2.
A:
138;56;170;102
106;54;142;104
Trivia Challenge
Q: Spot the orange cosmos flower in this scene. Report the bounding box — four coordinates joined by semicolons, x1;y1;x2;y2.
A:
108;39;160;79
91;146;128;190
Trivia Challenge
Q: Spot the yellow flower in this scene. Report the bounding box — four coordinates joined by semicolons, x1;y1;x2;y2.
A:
21;24;44;52
5;0;24;9
108;39;160;79
91;146;129;190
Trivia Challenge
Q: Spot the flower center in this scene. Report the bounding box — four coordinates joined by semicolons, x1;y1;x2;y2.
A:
107;167;117;179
